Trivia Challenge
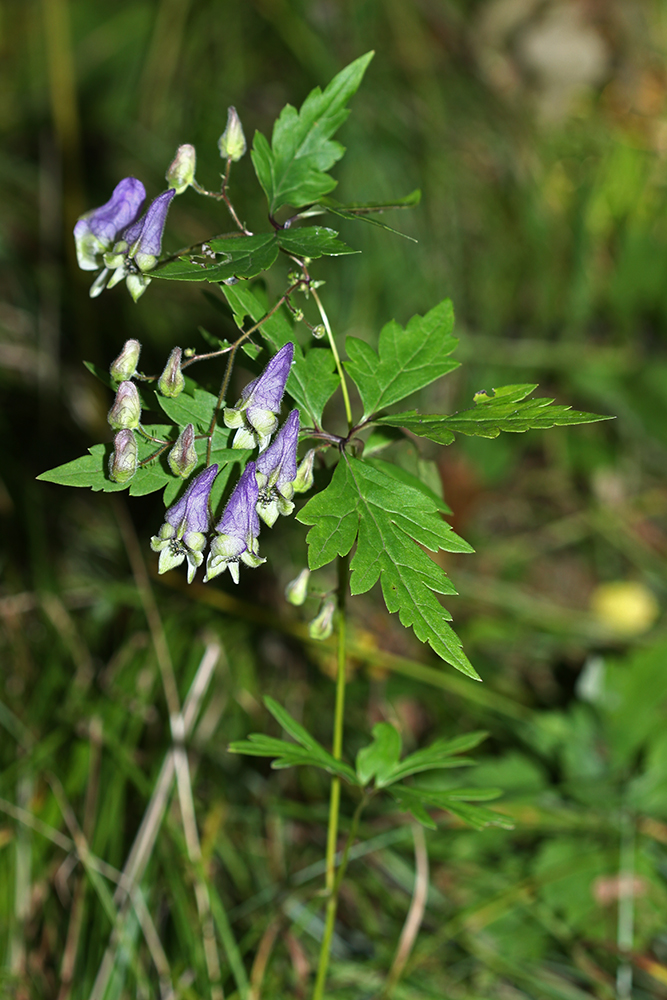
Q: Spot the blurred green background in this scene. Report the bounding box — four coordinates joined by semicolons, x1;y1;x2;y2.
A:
3;1;667;998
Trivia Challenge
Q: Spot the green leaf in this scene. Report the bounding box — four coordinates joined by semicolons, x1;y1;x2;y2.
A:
363;457;452;514
382;731;488;787
388;784;512;831
38;431;175;496
297;456;478;677
344;299;459;420
316;190;421;241
155;386;220;434
277;226;357;258
229;697;359;784
378;384;613;444
356;723;402;787
222;284;339;426
251;52;374;214
153;233;279;283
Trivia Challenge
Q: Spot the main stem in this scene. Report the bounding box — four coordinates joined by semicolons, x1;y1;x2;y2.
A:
312;554;349;1000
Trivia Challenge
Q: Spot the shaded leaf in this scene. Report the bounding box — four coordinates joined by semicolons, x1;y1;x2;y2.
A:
153;233;279;283
297;456;478;677
356;723;402;786
277;226;358;258
389;784;512;831
344;299;459;419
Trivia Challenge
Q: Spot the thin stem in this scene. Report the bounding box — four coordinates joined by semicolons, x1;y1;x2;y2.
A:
192;159;251;235
616;810;636;1000
312;554;349;1000
311;287;353;431
205;287;298;464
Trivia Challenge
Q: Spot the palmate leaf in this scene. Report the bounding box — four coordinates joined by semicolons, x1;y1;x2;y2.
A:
344;299;459;420
222;284;339;427
389;784;513;831
251;52;374;214
229;697;359;784
297;456;479;678
378;384;612;444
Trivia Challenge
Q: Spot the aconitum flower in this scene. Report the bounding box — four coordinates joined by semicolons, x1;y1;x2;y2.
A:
168;423;197;478
151;464;218;583
205;462;265;584
95;189;176;302
110;339;141;382
74;178;146;271
166;144;197;195
224;342;294;451
107;381;141;430
255;409;299;527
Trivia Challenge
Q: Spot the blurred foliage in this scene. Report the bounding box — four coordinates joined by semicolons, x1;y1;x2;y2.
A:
2;0;667;997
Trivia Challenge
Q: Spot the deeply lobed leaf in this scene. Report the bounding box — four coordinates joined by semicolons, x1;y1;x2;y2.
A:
251;52;374;214
297;456;479;678
378;384;612;444
344;299;459;419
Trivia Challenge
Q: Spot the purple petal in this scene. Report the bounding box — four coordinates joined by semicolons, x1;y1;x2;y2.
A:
127;189;175;256
78;178;146;245
246;343;294;412
216;462;260;541
166;464;218;532
256;409;299;486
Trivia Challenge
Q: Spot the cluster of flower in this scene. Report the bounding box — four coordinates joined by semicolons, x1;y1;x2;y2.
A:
150;342;315;585
73;108;247;302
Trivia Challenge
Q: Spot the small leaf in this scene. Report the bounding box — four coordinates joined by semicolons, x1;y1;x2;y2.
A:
378;385;613;443
389;784;513;831
277;226;358;258
344;299;459;419
297;456;478;677
153;233;279;283
316;190;421;240
356;723;402;786
251;52;374;214
38;433;175;496
384;731;488;786
263;695;321;752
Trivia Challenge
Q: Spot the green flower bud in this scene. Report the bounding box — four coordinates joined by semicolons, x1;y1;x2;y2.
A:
158;347;185;398
168;423;198;478
109;429;138;483
166;143;197;195
312;324;326;339
285;569;310;607
308;599;335;641
218;107;247;162
108;381;141;430
293;449;315;494
110;339;142;382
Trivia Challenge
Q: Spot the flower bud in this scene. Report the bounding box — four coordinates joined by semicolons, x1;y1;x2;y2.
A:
308;599;335;641
158;347;185;398
293;448;315;494
168;423;198;478
109;429;138;483
166;144;197;195
218;107;247;162
110;339;142;382
312;324;326;339
108;381;141;430
285;569;310;607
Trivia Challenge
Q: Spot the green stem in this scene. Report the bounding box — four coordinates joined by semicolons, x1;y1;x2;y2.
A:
312;554;349;1000
311;288;353;431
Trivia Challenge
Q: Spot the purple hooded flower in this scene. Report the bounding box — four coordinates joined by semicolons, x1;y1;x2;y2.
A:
204;462;265;584
74;178;146;271
96;189;176;303
255;409;299;526
223;342;294;452
151;464;218;583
